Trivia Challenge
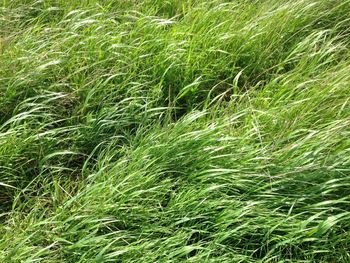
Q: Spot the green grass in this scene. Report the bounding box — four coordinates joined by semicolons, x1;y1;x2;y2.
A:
1;0;350;262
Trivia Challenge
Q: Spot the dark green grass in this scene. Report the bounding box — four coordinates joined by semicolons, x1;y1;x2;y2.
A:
0;0;350;262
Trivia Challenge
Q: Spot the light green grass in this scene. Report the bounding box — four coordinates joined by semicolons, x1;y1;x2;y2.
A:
0;0;350;262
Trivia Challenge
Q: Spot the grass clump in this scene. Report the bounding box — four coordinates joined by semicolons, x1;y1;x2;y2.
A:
1;0;350;262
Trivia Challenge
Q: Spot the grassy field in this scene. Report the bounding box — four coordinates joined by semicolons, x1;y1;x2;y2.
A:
1;0;350;262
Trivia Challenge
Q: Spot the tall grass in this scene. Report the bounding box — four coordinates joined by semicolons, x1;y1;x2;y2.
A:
0;0;350;262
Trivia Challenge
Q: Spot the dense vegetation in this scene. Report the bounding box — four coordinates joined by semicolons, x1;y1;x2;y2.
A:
1;0;350;262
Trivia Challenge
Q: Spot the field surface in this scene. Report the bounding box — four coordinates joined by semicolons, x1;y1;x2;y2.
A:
1;0;350;262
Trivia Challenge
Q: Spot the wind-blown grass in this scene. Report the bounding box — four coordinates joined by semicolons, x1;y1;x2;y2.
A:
0;0;350;262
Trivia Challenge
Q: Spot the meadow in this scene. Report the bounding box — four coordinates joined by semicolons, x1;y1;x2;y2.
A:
0;0;350;262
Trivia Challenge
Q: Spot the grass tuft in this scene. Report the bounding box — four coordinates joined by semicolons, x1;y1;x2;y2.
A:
1;0;350;262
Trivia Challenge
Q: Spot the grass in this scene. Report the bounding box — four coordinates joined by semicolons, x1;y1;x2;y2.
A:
0;0;350;262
